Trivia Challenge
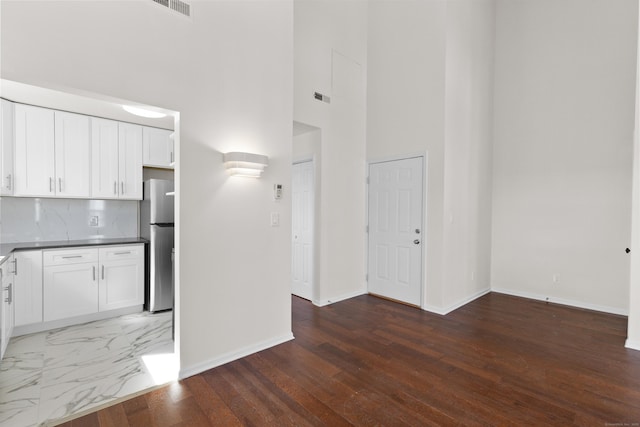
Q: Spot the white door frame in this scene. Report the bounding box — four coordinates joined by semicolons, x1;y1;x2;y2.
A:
366;153;428;308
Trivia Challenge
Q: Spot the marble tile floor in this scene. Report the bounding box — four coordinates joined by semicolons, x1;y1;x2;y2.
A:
0;311;176;427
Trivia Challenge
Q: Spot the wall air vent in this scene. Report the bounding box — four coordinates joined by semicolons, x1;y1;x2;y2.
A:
152;0;191;18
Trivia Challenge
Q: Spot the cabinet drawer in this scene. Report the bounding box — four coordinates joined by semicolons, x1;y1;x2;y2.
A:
43;247;98;266
98;244;143;262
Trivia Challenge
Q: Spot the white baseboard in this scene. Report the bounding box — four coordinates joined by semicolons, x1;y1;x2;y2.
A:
491;287;628;316
313;288;367;307
178;332;295;380
423;288;491;315
625;339;640;351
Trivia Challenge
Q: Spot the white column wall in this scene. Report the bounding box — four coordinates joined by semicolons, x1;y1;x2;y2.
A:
294;0;368;305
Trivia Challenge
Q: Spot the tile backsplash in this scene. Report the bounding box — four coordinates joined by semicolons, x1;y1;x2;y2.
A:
0;198;138;243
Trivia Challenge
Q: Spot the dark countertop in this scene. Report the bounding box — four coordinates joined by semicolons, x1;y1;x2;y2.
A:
0;237;148;262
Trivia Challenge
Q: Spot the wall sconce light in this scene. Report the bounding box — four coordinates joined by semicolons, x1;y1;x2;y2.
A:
223;152;269;178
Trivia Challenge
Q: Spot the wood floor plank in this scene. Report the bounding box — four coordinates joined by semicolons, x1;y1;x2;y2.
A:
56;293;640;426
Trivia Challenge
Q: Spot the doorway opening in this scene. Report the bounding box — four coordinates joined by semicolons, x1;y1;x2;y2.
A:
0;79;180;424
291;121;320;304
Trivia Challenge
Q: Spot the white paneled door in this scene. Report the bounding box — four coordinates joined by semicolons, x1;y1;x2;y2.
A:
291;161;314;301
368;157;423;306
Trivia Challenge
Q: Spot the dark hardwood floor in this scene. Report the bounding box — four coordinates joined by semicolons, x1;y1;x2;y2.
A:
58;293;640;426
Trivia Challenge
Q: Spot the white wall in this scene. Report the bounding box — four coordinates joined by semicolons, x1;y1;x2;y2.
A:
628;2;640;348
294;0;368;305
367;0;495;313
442;0;495;311
492;0;637;314
1;0;294;376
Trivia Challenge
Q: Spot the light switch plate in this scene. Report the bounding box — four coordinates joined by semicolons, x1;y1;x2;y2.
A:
270;212;279;227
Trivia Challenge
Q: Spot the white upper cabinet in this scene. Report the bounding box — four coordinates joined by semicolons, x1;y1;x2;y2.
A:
91;117;120;199
54;111;91;198
14;104;56;197
11;103;146;200
1;100;14;195
143;127;174;169
118;123;143;200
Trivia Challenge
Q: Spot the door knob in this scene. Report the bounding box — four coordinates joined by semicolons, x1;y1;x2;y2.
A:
413;239;420;245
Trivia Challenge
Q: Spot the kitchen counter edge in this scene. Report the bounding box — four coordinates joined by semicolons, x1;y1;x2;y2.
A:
0;238;149;263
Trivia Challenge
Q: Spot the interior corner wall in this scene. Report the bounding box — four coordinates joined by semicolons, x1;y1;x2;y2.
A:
492;0;638;314
294;0;368;305
367;0;494;313
1;0;294;375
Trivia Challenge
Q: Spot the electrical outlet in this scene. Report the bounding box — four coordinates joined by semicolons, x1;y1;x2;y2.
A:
89;216;99;227
552;274;559;284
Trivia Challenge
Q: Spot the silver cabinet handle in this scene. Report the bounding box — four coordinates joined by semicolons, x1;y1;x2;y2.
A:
93;266;96;281
114;251;131;255
113;181;117;195
4;283;12;304
49;177;54;192
6;174;11;190
121;181;125;194
62;255;83;259
170;151;174;163
58;177;62;192
102;265;105;280
12;258;17;275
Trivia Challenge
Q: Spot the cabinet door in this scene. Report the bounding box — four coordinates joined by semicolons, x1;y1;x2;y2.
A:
118;123;143;200
1;256;15;359
1;100;14;195
14;251;43;327
54;111;91;198
91;117;120;199
44;263;99;321
14;104;55;197
99;245;144;311
143;127;174;169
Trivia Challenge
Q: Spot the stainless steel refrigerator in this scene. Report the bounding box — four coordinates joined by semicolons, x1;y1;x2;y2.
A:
140;179;174;312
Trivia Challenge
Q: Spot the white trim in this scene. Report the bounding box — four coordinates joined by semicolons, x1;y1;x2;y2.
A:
178;332;295;380
625;339;640;351
367;152;427;165
313;289;367;307
491;288;628;316
423;288;490;315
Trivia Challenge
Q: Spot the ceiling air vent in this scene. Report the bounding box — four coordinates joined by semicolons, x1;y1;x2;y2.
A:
152;0;191;18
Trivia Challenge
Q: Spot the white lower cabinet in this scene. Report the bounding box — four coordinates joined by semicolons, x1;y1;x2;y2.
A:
44;262;98;322
1;256;15;359
14;251;43;327
42;244;144;324
99;245;144;311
